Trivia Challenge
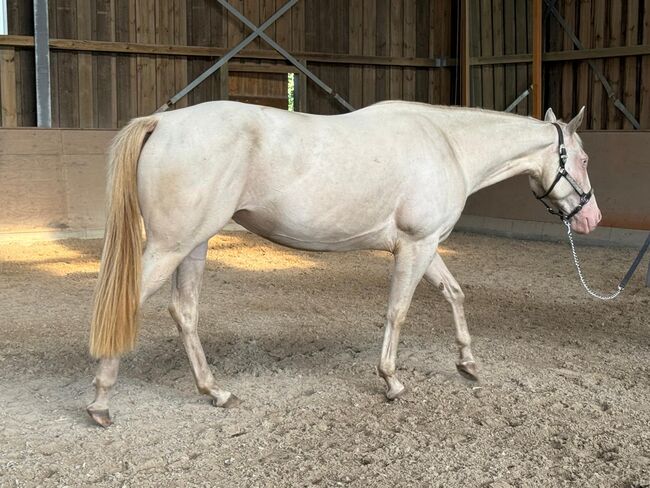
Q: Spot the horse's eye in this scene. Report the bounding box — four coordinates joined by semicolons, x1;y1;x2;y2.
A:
582;158;588;167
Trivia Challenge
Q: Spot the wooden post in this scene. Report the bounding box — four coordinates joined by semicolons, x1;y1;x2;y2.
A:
460;0;470;106
532;0;542;118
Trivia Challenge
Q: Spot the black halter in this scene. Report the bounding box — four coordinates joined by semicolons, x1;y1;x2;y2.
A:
533;122;593;222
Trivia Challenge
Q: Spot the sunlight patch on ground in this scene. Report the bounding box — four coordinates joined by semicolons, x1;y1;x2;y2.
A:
33;261;99;277
207;235;318;271
0;241;99;276
438;247;457;256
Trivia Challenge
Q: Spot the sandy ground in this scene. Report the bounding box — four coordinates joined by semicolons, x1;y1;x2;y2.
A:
0;231;648;487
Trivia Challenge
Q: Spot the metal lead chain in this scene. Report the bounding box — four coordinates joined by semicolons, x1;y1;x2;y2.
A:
564;220;622;300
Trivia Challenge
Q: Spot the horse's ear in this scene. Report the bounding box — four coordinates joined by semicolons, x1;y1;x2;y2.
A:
544;108;557;122
567;106;586;133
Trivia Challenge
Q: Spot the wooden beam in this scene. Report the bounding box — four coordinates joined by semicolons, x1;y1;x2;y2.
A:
0;35;454;68
470;44;650;66
532;0;542;119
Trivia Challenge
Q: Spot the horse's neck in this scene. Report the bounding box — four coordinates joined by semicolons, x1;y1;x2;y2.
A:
446;114;553;195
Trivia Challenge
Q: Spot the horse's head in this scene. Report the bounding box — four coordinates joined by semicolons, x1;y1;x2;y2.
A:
529;107;601;234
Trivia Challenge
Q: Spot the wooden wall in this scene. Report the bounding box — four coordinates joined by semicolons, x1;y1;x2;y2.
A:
470;0;650;129
0;0;456;128
304;0;456;115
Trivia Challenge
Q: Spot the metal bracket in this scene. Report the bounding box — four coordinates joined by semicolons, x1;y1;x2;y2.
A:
157;0;355;113
543;0;641;129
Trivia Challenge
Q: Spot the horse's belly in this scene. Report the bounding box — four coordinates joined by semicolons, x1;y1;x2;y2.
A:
232;207;396;252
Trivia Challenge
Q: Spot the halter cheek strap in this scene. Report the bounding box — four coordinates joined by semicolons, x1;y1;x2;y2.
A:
533;123;593;221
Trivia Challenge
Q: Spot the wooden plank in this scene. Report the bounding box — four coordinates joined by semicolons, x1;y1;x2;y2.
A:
605;0;623;129
590;0;606;129
349;0;363;107
0;48;17;127
297;58;308;111
242;0;261;99
361;0;376;106
576;0;592;125
438;0;452;104
492;0;505;110
389;0;403;100
415;0;429;104
56;0;79;127
623;0;639;129
503;0;516;110
470;0;482;107
188;0;211;106
375;0;390;101
402;0;416;101
173;0;188;109
220;62;229;100
155;0;175;110
227;0;245;105
115;0;136;126
94;0;118;128
6;0;32;121
641;0;650;128
136;0;156;114
544;0;562;117
76;0;93;127
0;34;452;68
560;0;576;121
429;0;439;104
513;0;527;115
480;0;494;109
333;0;349;112
291;0;306;110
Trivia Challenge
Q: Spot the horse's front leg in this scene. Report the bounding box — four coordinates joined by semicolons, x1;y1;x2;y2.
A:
378;237;438;400
169;242;240;408
424;253;478;381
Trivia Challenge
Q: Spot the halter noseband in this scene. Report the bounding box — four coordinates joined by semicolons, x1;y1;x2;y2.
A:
533;122;593;222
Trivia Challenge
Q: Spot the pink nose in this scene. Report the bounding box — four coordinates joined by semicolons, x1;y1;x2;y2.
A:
570;197;601;234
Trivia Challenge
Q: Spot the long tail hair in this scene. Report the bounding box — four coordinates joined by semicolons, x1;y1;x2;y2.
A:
89;116;159;358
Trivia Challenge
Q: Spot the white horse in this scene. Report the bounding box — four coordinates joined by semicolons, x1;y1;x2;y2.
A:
87;101;601;426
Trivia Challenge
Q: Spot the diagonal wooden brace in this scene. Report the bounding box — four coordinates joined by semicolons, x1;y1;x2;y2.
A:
157;0;355;113
156;0;299;112
217;0;355;112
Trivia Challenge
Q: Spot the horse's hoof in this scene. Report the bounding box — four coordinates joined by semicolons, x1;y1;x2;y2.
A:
386;384;407;401
87;407;112;428
456;361;479;381
213;393;241;409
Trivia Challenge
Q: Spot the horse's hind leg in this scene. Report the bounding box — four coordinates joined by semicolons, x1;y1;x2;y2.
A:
424;253;478;381
169;242;239;408
378;237;438;400
87;246;189;427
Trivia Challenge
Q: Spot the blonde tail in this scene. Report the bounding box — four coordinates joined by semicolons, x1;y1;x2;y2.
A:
89;116;159;358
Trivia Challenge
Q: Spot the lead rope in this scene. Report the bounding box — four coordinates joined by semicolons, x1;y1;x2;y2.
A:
564;220;623;300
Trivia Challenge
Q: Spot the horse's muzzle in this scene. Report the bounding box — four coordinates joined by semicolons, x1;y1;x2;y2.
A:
570;197;601;234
